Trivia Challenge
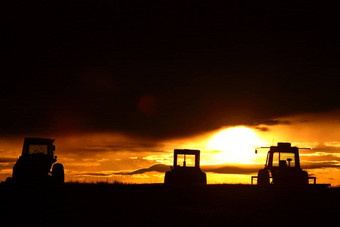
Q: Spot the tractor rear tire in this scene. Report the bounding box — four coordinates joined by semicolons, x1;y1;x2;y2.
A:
301;171;308;185
164;171;173;185
201;172;207;185
5;177;13;184
257;169;270;185
52;163;64;184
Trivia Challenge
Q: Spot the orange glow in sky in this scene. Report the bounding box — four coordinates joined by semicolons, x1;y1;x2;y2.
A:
1;110;340;186
206;126;267;164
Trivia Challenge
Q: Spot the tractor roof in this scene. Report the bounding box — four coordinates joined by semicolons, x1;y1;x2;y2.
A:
174;149;200;155
24;138;55;145
269;142;298;153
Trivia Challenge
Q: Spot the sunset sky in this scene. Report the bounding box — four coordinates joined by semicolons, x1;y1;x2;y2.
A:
1;1;339;185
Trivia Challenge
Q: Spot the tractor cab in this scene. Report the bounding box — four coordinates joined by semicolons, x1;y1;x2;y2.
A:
22;138;56;158
173;149;200;169
164;149;206;185
264;143;300;169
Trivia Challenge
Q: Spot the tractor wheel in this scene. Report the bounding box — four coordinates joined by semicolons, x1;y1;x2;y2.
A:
301;171;309;185
5;177;13;184
257;169;270;185
12;162;21;181
52;163;64;183
164;171;172;185
201;172;207;185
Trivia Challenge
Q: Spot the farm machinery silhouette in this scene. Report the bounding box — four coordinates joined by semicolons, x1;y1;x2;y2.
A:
6;138;64;184
251;142;330;187
164;149;207;185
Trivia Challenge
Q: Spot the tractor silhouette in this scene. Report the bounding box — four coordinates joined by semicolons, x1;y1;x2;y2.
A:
164;149;206;185
7;138;64;184
251;142;329;187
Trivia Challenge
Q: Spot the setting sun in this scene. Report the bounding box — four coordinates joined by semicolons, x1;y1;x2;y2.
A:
207;126;266;164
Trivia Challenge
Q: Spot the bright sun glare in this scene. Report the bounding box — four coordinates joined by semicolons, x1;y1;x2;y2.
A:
207;126;266;164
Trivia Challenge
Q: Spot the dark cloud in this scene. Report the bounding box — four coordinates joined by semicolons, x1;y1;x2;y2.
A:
253;120;291;131
77;172;113;177
0;158;17;163
254;127;269;132
302;155;340;163
253;120;291;126
302;146;340;154
71;145;156;153
2;1;340;139
68;143;164;154
114;161;340;176
114;164;262;175
202;165;261;175
302;162;340;170
115;164;170;175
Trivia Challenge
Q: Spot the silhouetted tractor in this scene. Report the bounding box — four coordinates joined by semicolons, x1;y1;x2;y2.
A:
7;138;64;184
251;142;329;187
164;149;206;185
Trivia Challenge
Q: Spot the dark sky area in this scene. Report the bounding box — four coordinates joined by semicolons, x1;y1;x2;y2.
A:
2;0;339;139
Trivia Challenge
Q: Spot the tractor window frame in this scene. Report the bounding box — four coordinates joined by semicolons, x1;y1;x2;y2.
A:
27;144;49;155
265;152;270;167
271;151;296;167
175;154;196;167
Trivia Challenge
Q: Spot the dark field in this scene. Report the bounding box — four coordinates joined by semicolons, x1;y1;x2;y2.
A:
0;183;339;226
